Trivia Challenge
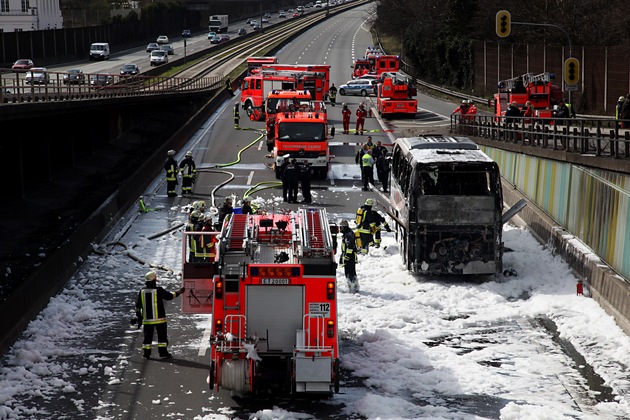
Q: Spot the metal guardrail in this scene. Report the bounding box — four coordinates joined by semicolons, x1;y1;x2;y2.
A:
0;69;222;104
449;115;630;159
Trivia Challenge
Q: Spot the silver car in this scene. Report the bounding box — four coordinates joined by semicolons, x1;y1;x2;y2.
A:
338;79;378;96
25;67;49;85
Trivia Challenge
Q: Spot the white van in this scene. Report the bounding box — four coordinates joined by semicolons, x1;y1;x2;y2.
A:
315;0;322;7
89;43;110;61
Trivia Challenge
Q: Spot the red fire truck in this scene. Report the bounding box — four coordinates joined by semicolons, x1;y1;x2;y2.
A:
264;89;313;150
260;64;331;100
240;68;329;121
352;54;399;79
205;208;340;396
376;72;417;117
267;97;332;179
492;72;563;120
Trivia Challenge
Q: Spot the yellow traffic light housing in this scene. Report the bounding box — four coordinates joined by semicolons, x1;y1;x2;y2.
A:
564;57;580;85
496;10;511;38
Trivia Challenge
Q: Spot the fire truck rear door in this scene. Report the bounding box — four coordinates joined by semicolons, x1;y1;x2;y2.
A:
247;285;304;352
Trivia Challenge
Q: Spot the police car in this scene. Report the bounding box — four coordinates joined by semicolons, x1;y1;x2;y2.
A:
338;78;378;97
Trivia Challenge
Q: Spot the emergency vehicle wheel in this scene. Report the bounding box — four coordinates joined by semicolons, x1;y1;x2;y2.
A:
360;90;367;97
209;361;215;390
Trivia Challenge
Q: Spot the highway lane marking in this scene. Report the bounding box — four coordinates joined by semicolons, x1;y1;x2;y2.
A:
247;171;255;185
198;328;211;356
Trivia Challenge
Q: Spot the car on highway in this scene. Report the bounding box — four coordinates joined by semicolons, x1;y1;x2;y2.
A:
25;67;49;85
146;42;160;53
219;34;230;42
261;16;269;23
338;78;378;96
181;29;191;38
120;63;140;76
238;27;247;35
150;49;169;66
278;10;286;18
209;35;222;44
160;44;174;55
90;74;114;87
12;58;34;71
249;19;258;26
63;69;85;85
252;23;261;31
156;35;169;44
207;31;217;40
264;13;271;18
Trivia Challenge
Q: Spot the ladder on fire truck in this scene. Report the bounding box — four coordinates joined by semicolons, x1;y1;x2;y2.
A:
499;72;555;91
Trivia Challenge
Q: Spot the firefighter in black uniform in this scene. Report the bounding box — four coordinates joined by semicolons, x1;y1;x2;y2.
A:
233;103;240;129
355;198;391;254
165;149;178;197
339;220;359;293
283;158;300;203
179;151;196;195
135;271;185;359
329;83;338;107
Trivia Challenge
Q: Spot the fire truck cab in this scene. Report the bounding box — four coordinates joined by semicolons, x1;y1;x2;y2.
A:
352;54;399;79
265;89;313;150
207;208;340;396
492;72;564;120
268;98;332;179
376;72;417;117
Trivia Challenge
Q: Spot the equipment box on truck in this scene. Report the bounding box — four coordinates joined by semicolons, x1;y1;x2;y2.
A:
89;43;110;61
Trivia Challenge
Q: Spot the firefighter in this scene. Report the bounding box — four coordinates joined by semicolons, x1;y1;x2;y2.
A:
179;151;196;195
186;201;205;262
241;196;254;214
452;100;470;125
329;83;338;107
196;214;218;262
375;148;391;193
216;197;233;229
164;149;178;197
616;96;626;128
360;149;375;191
338;220;359;293
464;100;477;121
355;103;367;135
283;158;300;203
233;103;240;129
342;103;352;134
355;198;391;254
135;271;185;359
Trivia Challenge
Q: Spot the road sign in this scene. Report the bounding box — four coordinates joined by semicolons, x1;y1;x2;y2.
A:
564;83;578;92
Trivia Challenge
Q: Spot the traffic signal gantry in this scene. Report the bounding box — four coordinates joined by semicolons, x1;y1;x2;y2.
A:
564;57;580;85
496;10;511;38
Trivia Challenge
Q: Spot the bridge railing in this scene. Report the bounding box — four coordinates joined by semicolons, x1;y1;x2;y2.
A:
450;115;630;160
0;68;223;105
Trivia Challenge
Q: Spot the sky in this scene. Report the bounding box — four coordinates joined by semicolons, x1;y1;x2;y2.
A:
2;197;630;419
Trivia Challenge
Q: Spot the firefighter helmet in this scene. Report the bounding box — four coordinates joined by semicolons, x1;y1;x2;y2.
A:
620;96;626;102
145;271;157;282
185;151;193;157
167;149;176;156
243;196;251;203
461;100;467;104
339;220;349;228
192;201;205;211
365;198;374;206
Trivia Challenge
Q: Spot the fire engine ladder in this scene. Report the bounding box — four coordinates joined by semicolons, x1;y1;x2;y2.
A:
523;72;555;86
219;214;251;277
297;208;332;257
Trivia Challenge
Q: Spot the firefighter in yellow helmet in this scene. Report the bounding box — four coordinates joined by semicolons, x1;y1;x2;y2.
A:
164;150;178;197
339;220;359;293
355;197;391;254
135;271;185;359
179;151;197;195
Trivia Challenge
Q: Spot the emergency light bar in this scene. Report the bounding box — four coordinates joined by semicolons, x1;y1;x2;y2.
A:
250;265;301;277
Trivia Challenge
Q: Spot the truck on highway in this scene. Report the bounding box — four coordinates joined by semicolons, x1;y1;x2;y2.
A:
182;208;341;396
208;15;228;33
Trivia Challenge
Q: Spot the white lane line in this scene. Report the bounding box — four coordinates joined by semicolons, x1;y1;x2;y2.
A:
247;170;255;185
198;328;211;357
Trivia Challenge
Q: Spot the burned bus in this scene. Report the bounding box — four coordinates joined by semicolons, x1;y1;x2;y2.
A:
388;136;524;276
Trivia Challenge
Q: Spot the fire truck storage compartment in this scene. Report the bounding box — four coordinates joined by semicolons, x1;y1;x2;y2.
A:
295;329;334;393
247;285;304;353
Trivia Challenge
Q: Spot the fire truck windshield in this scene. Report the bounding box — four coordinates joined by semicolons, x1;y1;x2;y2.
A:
278;123;325;141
